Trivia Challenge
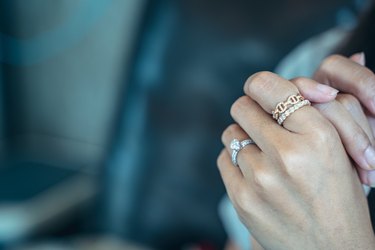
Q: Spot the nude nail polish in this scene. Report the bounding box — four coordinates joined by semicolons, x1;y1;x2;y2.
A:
359;52;366;66
316;84;338;96
364;146;375;170
371;96;375;113
367;170;375;187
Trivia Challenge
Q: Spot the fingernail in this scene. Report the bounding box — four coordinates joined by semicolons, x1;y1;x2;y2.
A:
362;184;371;196
359;52;366;66
371;96;375;113
316;84;339;96
367;170;375;187
364;146;375;170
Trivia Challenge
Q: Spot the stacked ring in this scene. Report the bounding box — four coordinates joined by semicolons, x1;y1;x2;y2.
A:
272;94;311;125
272;93;304;120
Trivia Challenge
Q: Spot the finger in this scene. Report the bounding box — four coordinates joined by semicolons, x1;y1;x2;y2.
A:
243;71;327;134
349;52;365;66
221;124;263;178
337;94;374;143
290;77;338;103
314;54;375;114
314;96;375;171
230;95;288;153
217;149;248;199
336;93;375;187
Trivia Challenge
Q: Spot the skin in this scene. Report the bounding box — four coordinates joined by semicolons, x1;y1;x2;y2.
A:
312;54;375;186
223;54;375;249
225;81;374;249
218;71;375;249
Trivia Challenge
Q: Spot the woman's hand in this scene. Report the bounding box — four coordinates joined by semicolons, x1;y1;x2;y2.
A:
315;54;375;186
290;77;374;189
291;54;375;186
218;72;375;250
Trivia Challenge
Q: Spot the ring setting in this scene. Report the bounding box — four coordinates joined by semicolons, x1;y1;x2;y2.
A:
230;138;255;166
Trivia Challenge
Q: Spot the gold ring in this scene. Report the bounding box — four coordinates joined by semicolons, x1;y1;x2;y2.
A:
272;94;304;120
272;94;311;125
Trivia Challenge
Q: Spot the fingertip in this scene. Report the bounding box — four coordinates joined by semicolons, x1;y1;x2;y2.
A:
302;85;337;103
362;184;371;196
364;146;375;170
366;170;375;188
348;53;375;114
314;83;338;103
368;96;375;115
291;77;338;103
350;52;366;66
316;83;339;97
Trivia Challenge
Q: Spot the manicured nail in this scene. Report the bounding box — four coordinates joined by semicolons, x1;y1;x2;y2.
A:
359;52;366;66
371;96;375;113
351;52;366;66
367;170;375;187
364;146;375;170
316;84;339;96
362;184;371;196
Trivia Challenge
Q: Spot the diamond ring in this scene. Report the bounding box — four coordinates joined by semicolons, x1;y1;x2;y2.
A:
272;94;311;126
230;138;255;167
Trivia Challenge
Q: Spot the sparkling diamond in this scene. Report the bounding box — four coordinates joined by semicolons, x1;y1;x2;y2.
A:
230;139;241;150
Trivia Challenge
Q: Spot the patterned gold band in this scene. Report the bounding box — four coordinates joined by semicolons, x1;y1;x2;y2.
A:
272;94;305;120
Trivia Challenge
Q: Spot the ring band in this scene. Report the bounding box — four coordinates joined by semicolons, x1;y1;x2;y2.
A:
230;138;255;167
277;99;311;125
272;94;304;120
272;94;311;126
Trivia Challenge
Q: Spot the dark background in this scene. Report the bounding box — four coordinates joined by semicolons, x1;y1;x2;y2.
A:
0;0;366;249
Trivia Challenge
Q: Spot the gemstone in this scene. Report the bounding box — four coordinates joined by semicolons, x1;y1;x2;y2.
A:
230;139;241;150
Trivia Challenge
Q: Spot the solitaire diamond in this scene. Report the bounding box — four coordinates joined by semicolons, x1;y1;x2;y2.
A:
230;139;241;151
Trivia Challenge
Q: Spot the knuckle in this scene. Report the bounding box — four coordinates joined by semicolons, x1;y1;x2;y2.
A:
230;96;250;117
222;123;239;143
233;191;249;209
231;189;253;217
245;71;277;94
320;54;343;69
290;77;308;87
357;71;375;96
227;123;240;133
277;145;303;168
253;170;277;191
336;94;361;113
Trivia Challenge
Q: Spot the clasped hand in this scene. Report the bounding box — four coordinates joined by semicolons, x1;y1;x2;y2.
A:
217;54;375;250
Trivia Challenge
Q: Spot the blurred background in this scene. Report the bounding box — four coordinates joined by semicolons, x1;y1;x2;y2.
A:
0;0;369;249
